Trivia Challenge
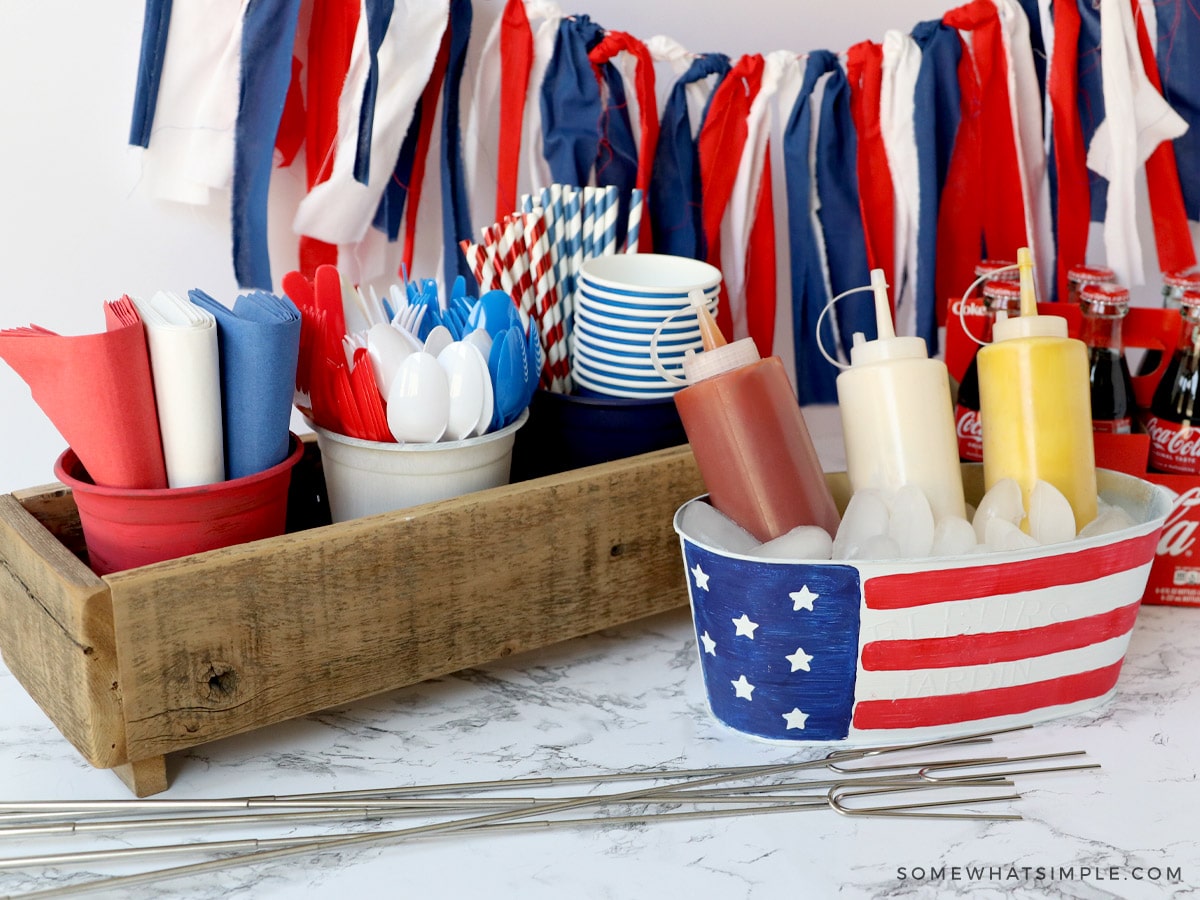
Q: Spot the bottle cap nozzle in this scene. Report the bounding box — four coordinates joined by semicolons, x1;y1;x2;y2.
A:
991;247;1068;341
871;268;895;340
846;269;928;365
691;289;727;351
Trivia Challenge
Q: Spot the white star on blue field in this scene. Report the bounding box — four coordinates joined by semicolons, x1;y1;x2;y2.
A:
683;543;861;740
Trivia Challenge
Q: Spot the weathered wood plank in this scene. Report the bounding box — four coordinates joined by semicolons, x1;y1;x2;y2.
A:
106;445;706;761
0;493;126;767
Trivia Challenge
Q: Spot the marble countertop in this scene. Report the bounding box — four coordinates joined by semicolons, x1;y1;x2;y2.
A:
2;408;1199;899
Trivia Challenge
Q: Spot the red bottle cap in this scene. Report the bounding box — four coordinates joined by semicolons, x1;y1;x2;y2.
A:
1079;282;1130;314
1067;264;1116;285
1180;289;1200;309
1164;268;1200;288
974;259;1019;280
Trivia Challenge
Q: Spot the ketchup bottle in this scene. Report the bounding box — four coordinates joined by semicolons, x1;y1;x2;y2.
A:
669;293;841;542
1144;289;1200;475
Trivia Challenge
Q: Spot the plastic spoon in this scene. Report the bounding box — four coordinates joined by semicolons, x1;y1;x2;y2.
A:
424;325;455;359
465;341;494;437
386;352;449;443
436;343;486;441
367;324;415;397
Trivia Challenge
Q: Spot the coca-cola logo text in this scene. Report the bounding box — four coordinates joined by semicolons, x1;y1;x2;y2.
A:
950;299;988;318
1159;486;1200;558
955;408;982;440
1144;417;1200;460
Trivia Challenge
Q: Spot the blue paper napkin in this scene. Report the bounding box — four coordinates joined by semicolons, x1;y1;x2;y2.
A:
189;289;301;479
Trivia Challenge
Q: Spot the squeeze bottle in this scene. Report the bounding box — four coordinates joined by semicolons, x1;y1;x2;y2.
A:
670;293;841;543
836;269;966;522
977;247;1098;532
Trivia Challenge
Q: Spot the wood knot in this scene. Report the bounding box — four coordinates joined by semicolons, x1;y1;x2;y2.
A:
202;663;239;702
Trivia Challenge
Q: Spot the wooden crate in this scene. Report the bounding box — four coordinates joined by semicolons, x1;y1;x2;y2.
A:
0;439;705;796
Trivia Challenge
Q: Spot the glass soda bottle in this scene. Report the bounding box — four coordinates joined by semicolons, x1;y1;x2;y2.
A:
955;277;1022;461
1138;267;1200;376
1144;289;1200;474
1066;263;1115;307
1079;282;1136;434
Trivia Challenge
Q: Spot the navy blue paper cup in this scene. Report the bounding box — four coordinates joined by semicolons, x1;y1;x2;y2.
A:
510;389;687;480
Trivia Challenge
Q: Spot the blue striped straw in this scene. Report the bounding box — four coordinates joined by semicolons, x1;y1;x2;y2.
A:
519;192;534;214
597;185;618;256
582;186;597;261
564;186;583;331
624;188;643;253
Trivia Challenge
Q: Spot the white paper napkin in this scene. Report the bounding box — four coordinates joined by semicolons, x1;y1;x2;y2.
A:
134;291;225;487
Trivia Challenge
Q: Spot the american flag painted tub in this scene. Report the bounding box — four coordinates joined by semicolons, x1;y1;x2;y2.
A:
673;467;1170;744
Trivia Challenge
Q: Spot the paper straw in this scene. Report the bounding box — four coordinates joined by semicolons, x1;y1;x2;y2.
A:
519;192;533;214
598;185;619;256
625;188;643;254
500;215;536;332
522;211;562;389
459;240;498;292
582;186;597;261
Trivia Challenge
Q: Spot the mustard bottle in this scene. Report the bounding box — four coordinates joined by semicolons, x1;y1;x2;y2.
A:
977;247;1098;533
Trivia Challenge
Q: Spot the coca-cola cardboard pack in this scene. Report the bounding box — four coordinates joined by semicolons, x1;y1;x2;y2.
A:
946;297;1197;608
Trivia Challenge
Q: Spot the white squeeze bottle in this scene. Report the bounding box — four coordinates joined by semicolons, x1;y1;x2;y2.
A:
836;269;967;521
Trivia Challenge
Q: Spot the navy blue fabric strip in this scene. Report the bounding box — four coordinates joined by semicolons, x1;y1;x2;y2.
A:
539;15;604;186
232;0;304;289
649;53;730;260
129;0;174;148
1076;0;1108;223
815;65;875;357
353;0;396;185
911;19;961;352
1157;0;1200;220
783;50;842;405
441;0;476;291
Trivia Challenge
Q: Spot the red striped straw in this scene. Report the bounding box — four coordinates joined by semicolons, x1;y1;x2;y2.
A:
500;215;537;332
523;211;570;390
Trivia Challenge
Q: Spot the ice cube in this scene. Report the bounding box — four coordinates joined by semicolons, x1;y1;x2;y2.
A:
888;484;935;558
1079;506;1136;538
852;534;903;560
750;525;834;560
1028;480;1077;545
678;501;759;554
983;517;1040;552
832;489;891;559
931;516;977;556
973;478;1025;543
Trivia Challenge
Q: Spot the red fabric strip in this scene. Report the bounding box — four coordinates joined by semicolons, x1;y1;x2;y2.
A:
275;56;306;168
851;660;1124;729
863;531;1157;609
861;600;1140;671
403;31;452;276
943;1;1027;262
745;146;776;356
846;40;896;296
496;0;533;220
299;0;360;277
698;54;764;337
587;31;659;252
1048;0;1089;303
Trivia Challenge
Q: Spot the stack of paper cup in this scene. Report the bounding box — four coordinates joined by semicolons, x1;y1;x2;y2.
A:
573;255;722;399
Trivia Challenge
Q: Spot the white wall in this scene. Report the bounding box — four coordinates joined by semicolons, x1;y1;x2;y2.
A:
0;0;1164;492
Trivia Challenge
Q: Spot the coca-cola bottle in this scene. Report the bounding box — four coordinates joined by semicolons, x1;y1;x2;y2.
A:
955;277;1021;461
1079;282;1136;433
1145;289;1200;474
1138;267;1200;376
1066;263;1115;307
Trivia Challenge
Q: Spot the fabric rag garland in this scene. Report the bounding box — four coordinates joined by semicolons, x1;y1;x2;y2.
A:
129;0;1200;402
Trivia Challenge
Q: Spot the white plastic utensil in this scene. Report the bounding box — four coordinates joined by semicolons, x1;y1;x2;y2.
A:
424;325;455;359
386;352;449;443
437;343;486;441
366;324;415;397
